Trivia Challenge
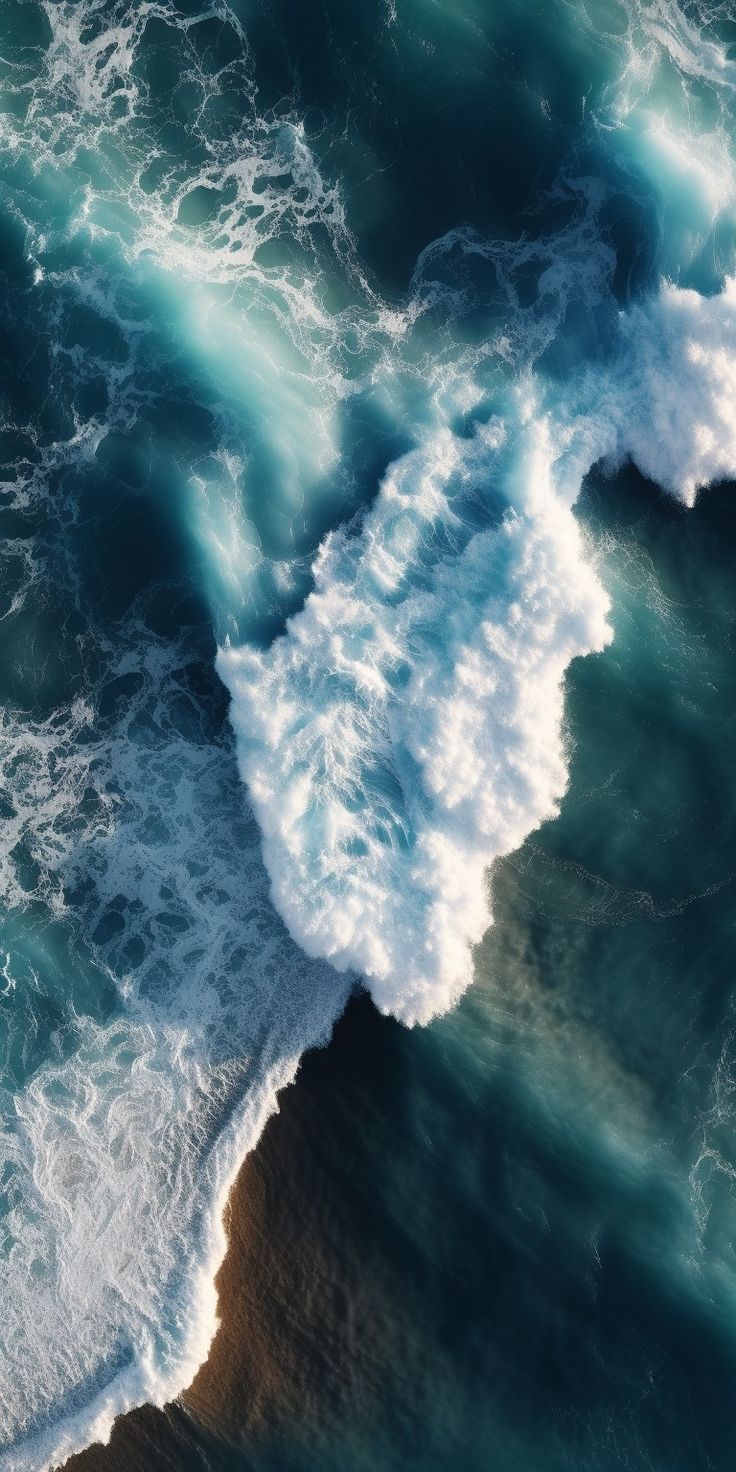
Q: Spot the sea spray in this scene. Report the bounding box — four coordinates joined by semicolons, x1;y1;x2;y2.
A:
219;277;736;1023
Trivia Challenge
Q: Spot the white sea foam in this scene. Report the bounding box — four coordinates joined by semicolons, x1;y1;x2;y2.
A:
615;277;736;504
0;455;351;1472
0;615;349;1472
219;274;736;1024
219;415;612;1023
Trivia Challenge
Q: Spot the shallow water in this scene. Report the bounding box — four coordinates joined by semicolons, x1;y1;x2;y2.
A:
1;0;736;1468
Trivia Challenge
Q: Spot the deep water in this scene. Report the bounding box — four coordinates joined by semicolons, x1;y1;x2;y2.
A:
2;0;736;1468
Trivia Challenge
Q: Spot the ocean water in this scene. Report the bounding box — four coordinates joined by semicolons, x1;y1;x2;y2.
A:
1;0;736;1468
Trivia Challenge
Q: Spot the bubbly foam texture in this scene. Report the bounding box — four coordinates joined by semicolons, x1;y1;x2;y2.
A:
220;416;613;1022
0;602;348;1471
1;0;736;1467
220;275;736;1023
616;278;736;504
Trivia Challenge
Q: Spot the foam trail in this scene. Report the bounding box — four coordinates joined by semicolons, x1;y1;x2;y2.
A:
615;278;736;504
219;416;613;1023
0;613;350;1472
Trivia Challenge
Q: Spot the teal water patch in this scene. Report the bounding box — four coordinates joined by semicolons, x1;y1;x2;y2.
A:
0;0;736;1467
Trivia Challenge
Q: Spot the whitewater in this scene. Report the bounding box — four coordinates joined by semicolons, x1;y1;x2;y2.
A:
1;0;736;1467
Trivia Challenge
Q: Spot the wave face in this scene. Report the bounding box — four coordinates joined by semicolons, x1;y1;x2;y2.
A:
1;0;736;1466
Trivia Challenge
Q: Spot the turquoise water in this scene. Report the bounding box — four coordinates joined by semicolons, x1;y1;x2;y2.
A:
1;0;736;1468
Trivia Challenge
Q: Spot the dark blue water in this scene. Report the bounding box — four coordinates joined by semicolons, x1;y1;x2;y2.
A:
2;1;736;1469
